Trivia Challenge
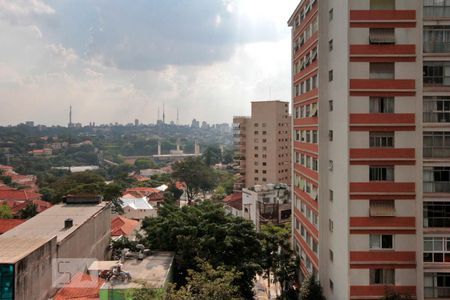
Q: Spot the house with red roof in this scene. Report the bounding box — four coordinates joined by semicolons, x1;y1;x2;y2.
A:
223;192;243;217
0;190;42;202
0;219;26;235
124;187;165;208
111;216;140;240
0;199;51;216
53;273;105;300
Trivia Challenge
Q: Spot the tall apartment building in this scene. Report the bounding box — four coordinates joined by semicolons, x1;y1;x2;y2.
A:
233;101;291;190
289;0;450;299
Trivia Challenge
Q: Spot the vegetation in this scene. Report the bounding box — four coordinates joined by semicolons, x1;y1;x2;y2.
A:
259;224;299;300
127;281;164;300
141;201;262;299
134;158;158;170
166;260;243;300
382;291;412;300
171;157;217;204
17;202;38;219
299;275;325;300
0;204;13;219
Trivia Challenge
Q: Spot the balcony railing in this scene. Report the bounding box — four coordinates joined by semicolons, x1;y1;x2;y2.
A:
425;287;450;298
424;181;450;193
424;112;450;123
424;7;450;18
424;147;450;158
424;217;450;228
424;42;450;53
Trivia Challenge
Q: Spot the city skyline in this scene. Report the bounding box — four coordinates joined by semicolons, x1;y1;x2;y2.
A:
0;0;298;126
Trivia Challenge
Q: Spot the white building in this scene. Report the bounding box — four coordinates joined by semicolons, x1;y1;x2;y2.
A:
120;197;156;220
242;184;291;231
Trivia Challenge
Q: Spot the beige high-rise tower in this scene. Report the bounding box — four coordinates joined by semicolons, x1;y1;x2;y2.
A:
233;101;291;190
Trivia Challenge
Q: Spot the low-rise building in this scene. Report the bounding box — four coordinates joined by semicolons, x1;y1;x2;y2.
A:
0;198;111;300
223;192;243;218
120;197;156;220
111;216;140;240
242;184;291;231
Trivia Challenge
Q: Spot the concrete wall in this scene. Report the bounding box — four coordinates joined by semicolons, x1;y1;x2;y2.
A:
14;238;57;300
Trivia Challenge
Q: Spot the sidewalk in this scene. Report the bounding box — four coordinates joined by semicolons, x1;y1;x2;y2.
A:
254;274;280;300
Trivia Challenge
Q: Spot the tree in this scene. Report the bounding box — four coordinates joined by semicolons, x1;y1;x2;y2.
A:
202;146;222;166
259;224;299;300
127;280;163;300
0;204;13;219
171;157;217;204
382;290;412;300
166;260;243;300
135;158;157;170
141;201;262;299
299;275;325;300
18;202;38;219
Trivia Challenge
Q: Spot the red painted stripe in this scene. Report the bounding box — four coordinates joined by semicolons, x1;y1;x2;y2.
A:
294;89;318;103
350;148;415;159
294;150;318;159
294;117;318;127
293;7;318;40
350;285;416;297
294;141;318;154
351;22;416;28
350;126;416;132
295;209;319;239
293;98;317;108
294;62;318;84
350;194;415;200
350;182;415;193
351;57;416;63
350;91;416;97
350;160;415;165
350;44;415;56
351;264;416;269
294;230;319;267
350;217;415;228
351;229;416;234
350;79;415;90
350;251;415;262
294;32;319;62
350;10;416;21
350;113;415;125
294;164;318;182
294;187;318;211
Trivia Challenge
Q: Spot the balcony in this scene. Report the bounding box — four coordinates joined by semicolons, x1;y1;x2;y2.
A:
424;182;450;193
424;112;450;123
425;287;450;299
424;6;450;18
424;147;450;159
424;42;450;54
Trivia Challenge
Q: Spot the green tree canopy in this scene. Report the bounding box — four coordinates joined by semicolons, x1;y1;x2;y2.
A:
134;158;157;170
141;201;262;299
0;204;13;219
202;146;222;166
382;290;412;300
166;260;243;300
171;157;217;203
299;275;325;300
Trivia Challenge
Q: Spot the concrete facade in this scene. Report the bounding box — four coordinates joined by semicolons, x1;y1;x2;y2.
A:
233;101;292;190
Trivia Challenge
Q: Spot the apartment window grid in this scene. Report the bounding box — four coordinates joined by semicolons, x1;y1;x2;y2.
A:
370;269;395;285
424;25;450;53
424;0;450;17
370;132;394;148
369;28;395;44
424;272;450;298
370;96;394;113
424;201;450;228
424;62;450;85
370;166;394;181
424;167;450;193
370;234;394;249
424;96;450;123
424;237;450;263
424;131;450;158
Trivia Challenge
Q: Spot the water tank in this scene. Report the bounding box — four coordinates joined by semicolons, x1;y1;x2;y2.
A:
64;218;73;229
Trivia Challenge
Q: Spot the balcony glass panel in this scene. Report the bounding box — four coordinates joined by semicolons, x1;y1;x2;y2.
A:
424;62;450;86
424;26;450;53
424;132;450;158
424;0;450;18
424;97;450;122
424;202;450;228
424;167;450;193
425;272;450;299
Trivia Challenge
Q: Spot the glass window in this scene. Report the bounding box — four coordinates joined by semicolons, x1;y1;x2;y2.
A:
370;62;395;79
370;269;395;285
370;132;394;148
370;166;394;181
370;97;394;113
370;234;394;249
370;0;395;9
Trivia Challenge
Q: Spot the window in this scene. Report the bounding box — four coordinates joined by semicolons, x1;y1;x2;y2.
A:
329;8;333;21
370;200;395;217
330;280;334;291
424;0;450;18
329;100;333;111
424;26;450;53
329;219;334;232
424;96;450;122
329;70;333;81
329;39;333;51
369;28;395;44
329;249;334;262
424;167;450;193
370;0;395;10
370;132;394;148
370;97;394;113
329;160;333;171
424;237;450;263
329;189;334;201
329;130;333;141
424;201;450;228
370;62;395;79
424;62;450;86
370;166;394;181
370;269;395;285
370;234;394;249
424;272;450;298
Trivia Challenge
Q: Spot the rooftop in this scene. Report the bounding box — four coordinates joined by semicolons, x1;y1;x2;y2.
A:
0;202;109;263
0;190;42;201
111;216;140;237
120;197;153;210
100;251;174;290
53;272;105;300
0;219;26;234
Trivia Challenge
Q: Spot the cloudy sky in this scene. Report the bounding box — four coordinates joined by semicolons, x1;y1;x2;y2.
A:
0;0;297;126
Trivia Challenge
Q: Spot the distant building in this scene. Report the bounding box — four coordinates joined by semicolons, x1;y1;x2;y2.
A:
0;198;111;300
223;192;243;218
28;148;53;157
111;216;140;240
120;197;156;220
134;118;139;126
233;101;291;190
25;121;34;127
242;183;291;232
191;118;200;128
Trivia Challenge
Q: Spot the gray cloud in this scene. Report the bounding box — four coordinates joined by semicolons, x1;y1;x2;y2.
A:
31;0;282;70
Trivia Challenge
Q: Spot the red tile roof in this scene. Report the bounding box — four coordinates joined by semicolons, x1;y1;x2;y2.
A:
175;181;186;190
0;199;51;215
223;192;242;211
111;216;140;237
0;219;26;234
53;273;105;300
0;190;41;201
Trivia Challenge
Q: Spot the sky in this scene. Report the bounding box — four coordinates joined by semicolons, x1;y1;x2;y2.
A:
0;0;298;126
